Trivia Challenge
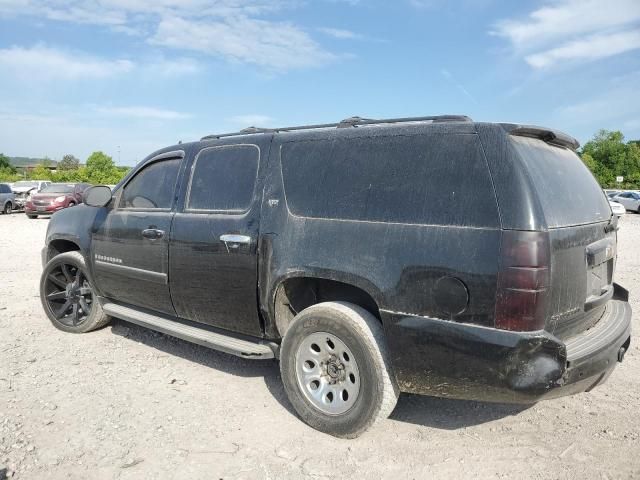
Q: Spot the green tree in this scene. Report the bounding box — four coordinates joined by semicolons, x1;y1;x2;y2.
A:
58;154;80;171
27;164;52;180
0;153;14;171
85;151;124;184
580;130;640;189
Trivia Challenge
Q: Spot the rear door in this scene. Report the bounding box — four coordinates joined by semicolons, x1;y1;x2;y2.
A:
169;140;269;336
510;136;615;339
91;152;184;316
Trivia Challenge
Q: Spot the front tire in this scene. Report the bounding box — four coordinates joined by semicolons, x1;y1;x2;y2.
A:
280;302;399;438
3;202;11;214
40;251;111;333
27;214;37;219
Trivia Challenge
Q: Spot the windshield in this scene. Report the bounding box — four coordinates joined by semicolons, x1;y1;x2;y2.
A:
14;181;38;187
511;136;611;228
42;184;74;194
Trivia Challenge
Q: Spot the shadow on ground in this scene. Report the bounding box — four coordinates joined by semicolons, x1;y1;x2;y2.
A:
111;319;529;430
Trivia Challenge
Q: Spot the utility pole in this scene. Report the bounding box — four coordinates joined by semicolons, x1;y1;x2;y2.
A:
117;145;121;165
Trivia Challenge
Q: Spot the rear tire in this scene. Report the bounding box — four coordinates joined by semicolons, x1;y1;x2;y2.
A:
40;251;111;333
280;302;399;438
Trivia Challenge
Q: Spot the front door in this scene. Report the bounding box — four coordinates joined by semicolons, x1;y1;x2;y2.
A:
169;142;267;337
91;154;183;316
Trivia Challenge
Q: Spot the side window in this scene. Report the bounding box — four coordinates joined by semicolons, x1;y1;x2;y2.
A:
120;159;181;209
0;184;8;193
281;134;499;227
187;145;259;212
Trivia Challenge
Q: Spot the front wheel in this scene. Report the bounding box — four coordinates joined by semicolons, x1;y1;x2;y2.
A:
27;214;37;219
3;202;11;214
40;251;111;333
280;302;399;438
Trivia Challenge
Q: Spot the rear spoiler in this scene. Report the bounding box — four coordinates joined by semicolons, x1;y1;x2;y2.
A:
500;124;580;151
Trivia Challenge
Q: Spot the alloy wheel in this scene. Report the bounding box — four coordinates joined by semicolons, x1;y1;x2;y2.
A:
43;263;93;327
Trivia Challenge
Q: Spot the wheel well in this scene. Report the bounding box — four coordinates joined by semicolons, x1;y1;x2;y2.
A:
47;239;80;262
274;277;381;337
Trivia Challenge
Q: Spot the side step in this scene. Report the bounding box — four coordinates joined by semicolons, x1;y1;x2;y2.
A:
102;303;276;360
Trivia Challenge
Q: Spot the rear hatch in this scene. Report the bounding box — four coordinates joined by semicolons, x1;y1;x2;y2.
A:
510;134;615;341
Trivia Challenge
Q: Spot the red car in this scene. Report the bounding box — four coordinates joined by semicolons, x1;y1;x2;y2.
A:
25;183;92;219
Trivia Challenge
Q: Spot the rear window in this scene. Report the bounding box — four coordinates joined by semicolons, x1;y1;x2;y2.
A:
510;136;610;228
280;134;499;227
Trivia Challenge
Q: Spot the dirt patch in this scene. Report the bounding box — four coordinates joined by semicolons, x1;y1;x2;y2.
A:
1;213;639;479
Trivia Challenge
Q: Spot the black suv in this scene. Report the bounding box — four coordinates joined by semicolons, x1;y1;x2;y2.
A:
40;115;632;438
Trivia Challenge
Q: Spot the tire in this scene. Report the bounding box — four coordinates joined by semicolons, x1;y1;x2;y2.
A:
27;214;37;219
280;302;399;438
40;251;111;333
3;202;11;214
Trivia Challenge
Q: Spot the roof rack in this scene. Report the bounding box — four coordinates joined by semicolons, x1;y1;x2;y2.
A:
201;115;472;140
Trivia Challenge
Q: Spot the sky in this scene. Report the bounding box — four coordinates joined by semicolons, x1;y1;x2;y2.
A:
0;0;639;166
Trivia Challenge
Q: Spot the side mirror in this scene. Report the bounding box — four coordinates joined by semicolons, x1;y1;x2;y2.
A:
85;185;113;207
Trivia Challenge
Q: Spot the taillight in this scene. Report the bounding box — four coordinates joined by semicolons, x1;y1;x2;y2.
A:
495;230;550;331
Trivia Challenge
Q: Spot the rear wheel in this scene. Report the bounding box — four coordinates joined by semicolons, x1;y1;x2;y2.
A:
40;251;111;333
280;302;399;438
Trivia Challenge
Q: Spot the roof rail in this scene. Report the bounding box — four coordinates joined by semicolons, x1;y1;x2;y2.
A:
201;114;472;140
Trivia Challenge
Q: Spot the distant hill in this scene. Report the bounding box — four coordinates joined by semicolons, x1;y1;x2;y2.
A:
10;156;58;167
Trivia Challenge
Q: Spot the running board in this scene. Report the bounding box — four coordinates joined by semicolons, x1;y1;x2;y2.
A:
102;303;276;359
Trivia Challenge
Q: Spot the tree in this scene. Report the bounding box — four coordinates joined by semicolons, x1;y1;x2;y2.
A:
85;151;122;184
0;153;13;171
58;154;80;171
580;130;640;189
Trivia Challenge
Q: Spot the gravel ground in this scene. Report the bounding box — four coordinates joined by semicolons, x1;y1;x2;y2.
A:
1;212;639;480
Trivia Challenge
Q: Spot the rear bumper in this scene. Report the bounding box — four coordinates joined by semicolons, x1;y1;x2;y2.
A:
382;286;631;403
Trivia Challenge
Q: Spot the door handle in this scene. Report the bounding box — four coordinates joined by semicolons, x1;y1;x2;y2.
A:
220;234;251;250
142;228;165;240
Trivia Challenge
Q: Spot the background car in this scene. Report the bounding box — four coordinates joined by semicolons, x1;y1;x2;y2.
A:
11;180;51;209
0;183;16;214
609;200;626;217
25;182;92;218
611;191;640;213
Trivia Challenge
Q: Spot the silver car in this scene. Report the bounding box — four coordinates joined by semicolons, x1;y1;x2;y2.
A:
612;191;640;213
0;183;16;214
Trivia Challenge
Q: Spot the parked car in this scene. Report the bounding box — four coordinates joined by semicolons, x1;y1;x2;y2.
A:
25;183;92;218
39;116;632;438
11;180;51;209
611;191;640;213
609;200;626;217
0;183;16;214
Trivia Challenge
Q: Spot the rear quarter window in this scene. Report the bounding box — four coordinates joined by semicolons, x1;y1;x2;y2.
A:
280;134;499;227
510;136;611;228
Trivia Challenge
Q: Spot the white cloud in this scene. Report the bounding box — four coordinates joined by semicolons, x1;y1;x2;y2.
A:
95;106;191;120
0;0;337;71
492;0;640;69
0;44;201;80
525;30;640;69
228;114;274;126
151;16;335;70
0;44;133;79
318;27;363;40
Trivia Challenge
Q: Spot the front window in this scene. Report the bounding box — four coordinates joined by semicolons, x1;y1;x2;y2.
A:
120;159;181;209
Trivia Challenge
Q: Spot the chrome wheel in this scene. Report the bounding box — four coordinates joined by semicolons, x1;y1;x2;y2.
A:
295;331;360;415
43;262;93;327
